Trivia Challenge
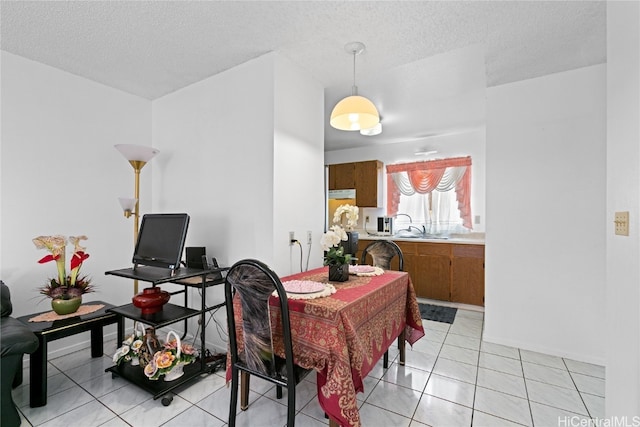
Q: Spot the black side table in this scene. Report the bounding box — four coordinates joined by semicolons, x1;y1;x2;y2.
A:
17;301;124;407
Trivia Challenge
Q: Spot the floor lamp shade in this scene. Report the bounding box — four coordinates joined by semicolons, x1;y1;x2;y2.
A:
330;95;380;131
114;144;159;163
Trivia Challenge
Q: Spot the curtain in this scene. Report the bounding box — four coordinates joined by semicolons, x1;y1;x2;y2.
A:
386;156;472;229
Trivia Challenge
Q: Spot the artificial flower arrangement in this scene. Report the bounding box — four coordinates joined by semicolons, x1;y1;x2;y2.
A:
320;225;351;266
33;235;94;300
143;333;199;381
332;204;359;231
113;325;145;366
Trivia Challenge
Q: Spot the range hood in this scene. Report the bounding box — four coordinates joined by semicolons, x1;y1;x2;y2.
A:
328;189;356;199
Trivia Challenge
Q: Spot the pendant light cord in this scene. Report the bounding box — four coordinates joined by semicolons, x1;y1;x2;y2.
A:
352;49;358;96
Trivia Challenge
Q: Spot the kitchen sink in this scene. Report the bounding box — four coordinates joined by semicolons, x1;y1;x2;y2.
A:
393;230;422;238
393;230;449;239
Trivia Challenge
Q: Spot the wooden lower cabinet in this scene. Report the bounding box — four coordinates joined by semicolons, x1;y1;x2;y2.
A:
358;239;485;306
416;243;451;301
451;245;485;306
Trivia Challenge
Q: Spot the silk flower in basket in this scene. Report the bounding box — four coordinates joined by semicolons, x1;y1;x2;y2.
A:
113;323;146;366
144;331;198;381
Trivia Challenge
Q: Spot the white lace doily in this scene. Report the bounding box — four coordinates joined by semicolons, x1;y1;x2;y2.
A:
272;283;336;300
352;266;385;277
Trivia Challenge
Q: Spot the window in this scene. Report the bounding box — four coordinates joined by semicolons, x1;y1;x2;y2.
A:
396;187;465;234
386;156;472;234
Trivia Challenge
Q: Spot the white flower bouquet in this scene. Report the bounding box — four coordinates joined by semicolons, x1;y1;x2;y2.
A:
333;204;359;230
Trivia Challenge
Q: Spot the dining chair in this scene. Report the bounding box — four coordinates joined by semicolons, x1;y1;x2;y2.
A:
360;240;404;271
360;240;406;368
224;258;312;427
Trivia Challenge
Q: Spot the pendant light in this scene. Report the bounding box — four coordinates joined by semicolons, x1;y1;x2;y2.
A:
330;42;380;131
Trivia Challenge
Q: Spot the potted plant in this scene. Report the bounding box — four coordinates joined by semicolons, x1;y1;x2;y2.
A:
320;225;351;282
33;235;94;315
332;204;359;256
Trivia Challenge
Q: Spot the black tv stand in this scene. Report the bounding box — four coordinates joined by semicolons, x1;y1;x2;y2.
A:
104;265;229;405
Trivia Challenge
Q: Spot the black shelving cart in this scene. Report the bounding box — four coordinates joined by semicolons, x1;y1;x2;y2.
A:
104;265;228;405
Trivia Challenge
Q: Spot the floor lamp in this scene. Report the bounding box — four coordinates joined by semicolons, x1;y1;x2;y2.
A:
115;144;159;295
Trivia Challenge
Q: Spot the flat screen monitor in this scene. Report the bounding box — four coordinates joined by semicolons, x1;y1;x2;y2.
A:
132;213;190;270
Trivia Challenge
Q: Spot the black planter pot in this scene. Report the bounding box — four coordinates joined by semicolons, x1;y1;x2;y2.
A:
328;263;349;282
342;231;359;261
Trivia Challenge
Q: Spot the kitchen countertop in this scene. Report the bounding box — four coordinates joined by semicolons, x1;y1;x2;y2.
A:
355;231;485;245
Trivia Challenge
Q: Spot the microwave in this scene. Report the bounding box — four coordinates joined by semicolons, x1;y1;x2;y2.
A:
377;216;394;235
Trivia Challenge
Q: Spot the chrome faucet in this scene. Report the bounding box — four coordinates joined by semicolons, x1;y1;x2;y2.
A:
394;214;426;236
407;225;426;235
395;213;412;224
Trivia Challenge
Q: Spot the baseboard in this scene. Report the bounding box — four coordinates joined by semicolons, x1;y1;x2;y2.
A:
481;333;606;366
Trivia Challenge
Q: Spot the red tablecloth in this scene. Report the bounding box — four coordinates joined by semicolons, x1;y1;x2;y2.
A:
227;266;424;427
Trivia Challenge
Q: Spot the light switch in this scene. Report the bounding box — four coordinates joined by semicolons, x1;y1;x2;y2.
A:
614;211;629;236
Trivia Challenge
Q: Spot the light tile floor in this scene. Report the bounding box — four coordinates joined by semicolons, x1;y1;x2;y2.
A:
12;308;605;426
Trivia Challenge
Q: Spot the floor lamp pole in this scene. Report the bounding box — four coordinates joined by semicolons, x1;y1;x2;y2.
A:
115;144;159;297
131;161;146;296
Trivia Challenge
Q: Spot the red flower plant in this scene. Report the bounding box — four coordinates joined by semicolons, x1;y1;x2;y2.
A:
33;235;94;300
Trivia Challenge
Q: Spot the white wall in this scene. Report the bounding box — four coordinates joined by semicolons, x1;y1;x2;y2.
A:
605;1;640;417
485;64;606;364
1;49;325;358
324;128;486;233
152;52;325;352
1;52;152;354
273;56;326;272
152;54;275;268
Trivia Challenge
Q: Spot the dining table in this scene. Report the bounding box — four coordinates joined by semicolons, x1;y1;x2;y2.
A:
228;265;425;427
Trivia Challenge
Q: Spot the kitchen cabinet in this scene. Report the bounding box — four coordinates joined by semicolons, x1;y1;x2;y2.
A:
451;245;485;306
328;160;383;207
330;163;355;191
415;243;451;301
357;239;485;306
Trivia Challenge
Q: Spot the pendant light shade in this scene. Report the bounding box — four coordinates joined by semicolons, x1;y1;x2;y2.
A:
330;42;380;132
330;95;380;131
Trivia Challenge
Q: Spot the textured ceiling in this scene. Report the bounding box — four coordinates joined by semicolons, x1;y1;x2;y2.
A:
1;1;606;150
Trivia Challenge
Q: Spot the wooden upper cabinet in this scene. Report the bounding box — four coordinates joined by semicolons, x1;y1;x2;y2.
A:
329;163;356;190
354;161;382;207
328;160;382;207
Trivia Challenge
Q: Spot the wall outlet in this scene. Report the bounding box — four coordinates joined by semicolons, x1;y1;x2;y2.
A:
289;231;295;246
614;211;629;236
365;216;370;223
307;231;312;245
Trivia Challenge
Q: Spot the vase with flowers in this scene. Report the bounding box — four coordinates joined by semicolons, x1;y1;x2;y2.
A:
33;235;94;315
332;204;360;259
143;331;198;381
321;225;351;282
